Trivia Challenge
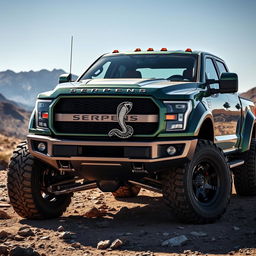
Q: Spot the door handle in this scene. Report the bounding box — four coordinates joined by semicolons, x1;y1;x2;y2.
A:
223;102;230;109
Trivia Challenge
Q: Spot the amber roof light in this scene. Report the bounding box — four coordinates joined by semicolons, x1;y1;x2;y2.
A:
112;49;119;53
161;48;168;51
185;48;192;52
147;48;154;51
134;48;141;52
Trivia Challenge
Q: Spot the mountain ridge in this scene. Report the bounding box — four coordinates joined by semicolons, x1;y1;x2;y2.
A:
0;93;30;138
240;87;256;103
0;69;66;107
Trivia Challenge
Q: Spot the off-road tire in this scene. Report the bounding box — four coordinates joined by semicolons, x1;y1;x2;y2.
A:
7;142;72;219
112;184;141;198
162;140;231;224
233;139;256;196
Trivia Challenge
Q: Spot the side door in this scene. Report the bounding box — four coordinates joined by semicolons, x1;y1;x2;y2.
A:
204;57;235;151
215;60;242;146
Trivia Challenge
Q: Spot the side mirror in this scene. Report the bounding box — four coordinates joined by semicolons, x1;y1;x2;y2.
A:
219;72;238;93
59;73;72;84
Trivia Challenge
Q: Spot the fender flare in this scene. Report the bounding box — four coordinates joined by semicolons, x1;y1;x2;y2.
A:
186;102;214;137
240;108;256;152
194;112;214;137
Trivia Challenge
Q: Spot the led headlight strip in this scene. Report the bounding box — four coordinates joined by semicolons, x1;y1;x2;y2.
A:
163;101;192;131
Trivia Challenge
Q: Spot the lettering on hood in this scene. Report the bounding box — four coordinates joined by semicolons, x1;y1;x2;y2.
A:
69;88;147;93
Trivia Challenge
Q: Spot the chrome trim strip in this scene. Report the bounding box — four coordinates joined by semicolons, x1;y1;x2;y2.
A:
55;113;158;123
223;148;237;154
229;160;244;169
215;134;238;143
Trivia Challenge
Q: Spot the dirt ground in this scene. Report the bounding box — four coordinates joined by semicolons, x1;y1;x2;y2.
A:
0;168;256;256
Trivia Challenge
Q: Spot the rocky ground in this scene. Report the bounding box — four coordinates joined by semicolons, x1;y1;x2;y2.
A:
0;168;256;256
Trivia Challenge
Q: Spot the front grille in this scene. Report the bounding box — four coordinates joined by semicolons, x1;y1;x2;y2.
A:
52;97;159;135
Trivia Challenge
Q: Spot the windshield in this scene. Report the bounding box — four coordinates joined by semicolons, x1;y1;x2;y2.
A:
79;54;198;82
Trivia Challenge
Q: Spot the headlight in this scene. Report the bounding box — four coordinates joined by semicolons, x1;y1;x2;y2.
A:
164;101;192;131
36;100;52;129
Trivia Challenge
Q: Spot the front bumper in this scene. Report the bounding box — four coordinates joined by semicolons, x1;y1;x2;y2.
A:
27;134;197;171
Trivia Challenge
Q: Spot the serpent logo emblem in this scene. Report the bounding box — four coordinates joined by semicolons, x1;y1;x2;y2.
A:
108;101;134;139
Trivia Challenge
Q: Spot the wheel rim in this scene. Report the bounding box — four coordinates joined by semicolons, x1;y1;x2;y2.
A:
192;161;220;205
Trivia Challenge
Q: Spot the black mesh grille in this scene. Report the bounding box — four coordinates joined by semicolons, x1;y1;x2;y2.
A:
54;98;158;114
53;97;159;135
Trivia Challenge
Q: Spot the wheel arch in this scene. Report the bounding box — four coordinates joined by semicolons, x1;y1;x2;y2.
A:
195;116;214;142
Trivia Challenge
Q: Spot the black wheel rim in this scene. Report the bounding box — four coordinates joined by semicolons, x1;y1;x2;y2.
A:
192;161;220;205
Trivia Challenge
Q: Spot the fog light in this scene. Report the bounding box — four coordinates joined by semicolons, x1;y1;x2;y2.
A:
167;146;176;156
37;142;46;152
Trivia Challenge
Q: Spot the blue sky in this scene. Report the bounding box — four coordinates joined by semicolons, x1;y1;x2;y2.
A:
0;0;255;92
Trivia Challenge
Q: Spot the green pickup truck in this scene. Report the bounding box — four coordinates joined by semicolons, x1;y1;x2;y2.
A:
7;48;256;223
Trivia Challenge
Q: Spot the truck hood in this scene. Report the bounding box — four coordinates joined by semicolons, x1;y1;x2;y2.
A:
38;78;204;100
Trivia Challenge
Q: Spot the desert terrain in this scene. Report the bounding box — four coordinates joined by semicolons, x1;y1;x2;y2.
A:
0;140;256;256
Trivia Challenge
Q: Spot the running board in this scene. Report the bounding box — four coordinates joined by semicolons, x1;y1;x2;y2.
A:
228;160;245;169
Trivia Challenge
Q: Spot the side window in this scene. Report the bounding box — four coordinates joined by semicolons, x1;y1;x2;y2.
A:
205;58;219;80
216;61;228;75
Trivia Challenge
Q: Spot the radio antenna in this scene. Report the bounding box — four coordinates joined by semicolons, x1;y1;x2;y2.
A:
69;36;73;81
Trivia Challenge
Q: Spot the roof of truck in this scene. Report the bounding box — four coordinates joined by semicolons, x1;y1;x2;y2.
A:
104;49;223;62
